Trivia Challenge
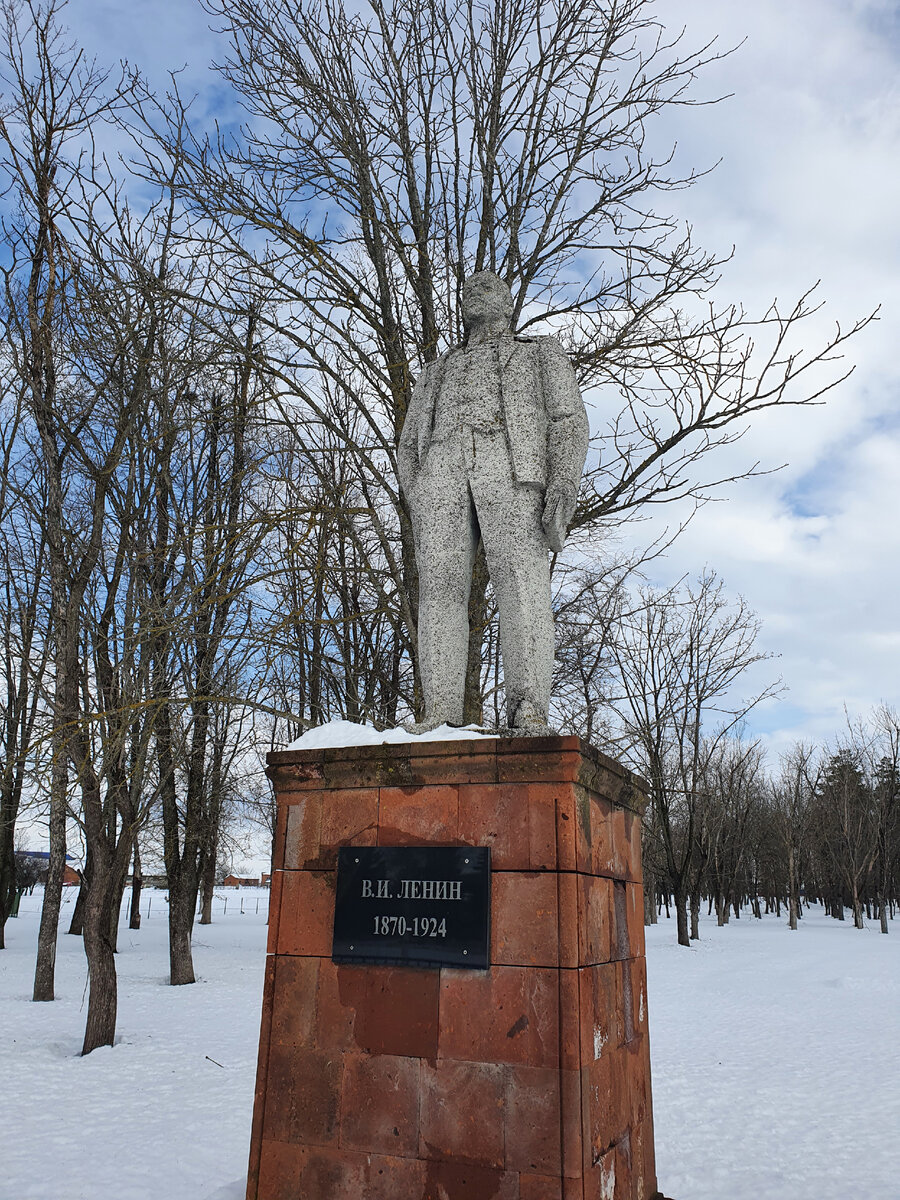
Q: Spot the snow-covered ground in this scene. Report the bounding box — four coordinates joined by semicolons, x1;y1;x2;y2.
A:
1;890;898;1199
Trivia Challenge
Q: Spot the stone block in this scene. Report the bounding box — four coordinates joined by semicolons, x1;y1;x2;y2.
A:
270;954;317;1046
315;960;441;1058
632;1116;658;1200
627;957;649;1041
266;871;284;955
255;1139;304;1199
275;869;335;957
421;1160;520;1200
583;1048;630;1169
504;1064;562;1174
612;881;630;962
420;1059;507;1167
406;750;499;786
559;1065;583;1180
623;1039;650;1127
492;871;560;967
318;788;379;867
378;784;459;845
625;883;646;959
263;1043;342;1147
614;1130;635;1200
289;1145;428;1198
557;969;581;1072
580;962;624;1061
496;740;582;784
283;793;322;870
608;808;630;880
583;790;615;878
271;802;289;873
356;965;441;1058
457;781;568;871
439;964;559;1068
313;957;364;1051
617;960;636;1044
622;809;643;883
247;956;277;1197
339;1052;420;1157
520;1174;564;1200
578;873;614;966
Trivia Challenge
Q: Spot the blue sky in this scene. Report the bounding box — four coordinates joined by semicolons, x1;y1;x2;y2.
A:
57;0;900;756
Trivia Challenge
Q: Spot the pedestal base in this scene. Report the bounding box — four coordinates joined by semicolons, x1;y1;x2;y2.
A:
248;735;658;1200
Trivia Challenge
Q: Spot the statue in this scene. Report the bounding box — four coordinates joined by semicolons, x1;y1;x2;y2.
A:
398;271;590;735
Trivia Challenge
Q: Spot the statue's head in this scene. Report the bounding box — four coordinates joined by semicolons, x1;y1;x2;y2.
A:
461;271;514;330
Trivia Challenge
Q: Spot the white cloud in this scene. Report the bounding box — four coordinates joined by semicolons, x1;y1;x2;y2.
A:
619;0;900;750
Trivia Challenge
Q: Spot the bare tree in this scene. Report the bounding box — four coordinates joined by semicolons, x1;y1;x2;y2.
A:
770;744;817;931
609;571;778;945
0;470;49;949
869;707;900;934
144;329;269;985
0;0;143;1008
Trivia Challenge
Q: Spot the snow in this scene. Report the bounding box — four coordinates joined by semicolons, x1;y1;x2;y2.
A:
1;892;898;1199
646;910;900;1200
1;888;267;1200
284;719;492;750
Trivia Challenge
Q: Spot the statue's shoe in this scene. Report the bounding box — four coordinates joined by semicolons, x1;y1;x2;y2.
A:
510;721;555;737
509;701;555;738
403;716;461;735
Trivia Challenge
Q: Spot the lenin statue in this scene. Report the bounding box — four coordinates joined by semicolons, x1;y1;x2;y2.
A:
398;272;589;735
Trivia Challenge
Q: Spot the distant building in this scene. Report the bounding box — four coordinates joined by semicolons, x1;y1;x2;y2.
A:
223;874;259;888
15;850;80;886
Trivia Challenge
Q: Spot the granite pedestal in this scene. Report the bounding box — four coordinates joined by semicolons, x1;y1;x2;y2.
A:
247;735;660;1200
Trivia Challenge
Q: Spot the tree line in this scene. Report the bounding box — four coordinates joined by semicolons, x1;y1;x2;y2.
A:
0;0;873;1054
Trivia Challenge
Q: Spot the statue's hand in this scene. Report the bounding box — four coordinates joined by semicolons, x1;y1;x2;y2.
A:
541;481;577;553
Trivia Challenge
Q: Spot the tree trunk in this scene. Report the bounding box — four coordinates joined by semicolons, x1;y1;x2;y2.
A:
32;759;67;1001
643;875;657;926
68;879;87;936
0;805;15;950
199;847;216;925
129;842;142;931
81;875;118;1054
169;882;197;985
673;883;690;947
879;895;889;934
689;890;700;940
106;860;131;952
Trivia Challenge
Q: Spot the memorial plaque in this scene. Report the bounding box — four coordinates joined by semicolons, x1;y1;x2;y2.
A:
332;845;491;969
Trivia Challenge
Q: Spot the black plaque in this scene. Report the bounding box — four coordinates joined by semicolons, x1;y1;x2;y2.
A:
332;846;491;969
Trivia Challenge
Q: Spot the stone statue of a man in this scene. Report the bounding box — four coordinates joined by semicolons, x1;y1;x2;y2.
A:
398;271;589;735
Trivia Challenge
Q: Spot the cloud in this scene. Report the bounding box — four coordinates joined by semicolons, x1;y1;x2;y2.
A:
620;0;900;750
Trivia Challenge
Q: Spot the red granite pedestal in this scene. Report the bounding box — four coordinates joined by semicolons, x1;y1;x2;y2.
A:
247;735;660;1200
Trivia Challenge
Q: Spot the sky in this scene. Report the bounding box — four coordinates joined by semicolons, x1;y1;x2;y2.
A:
56;0;900;759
